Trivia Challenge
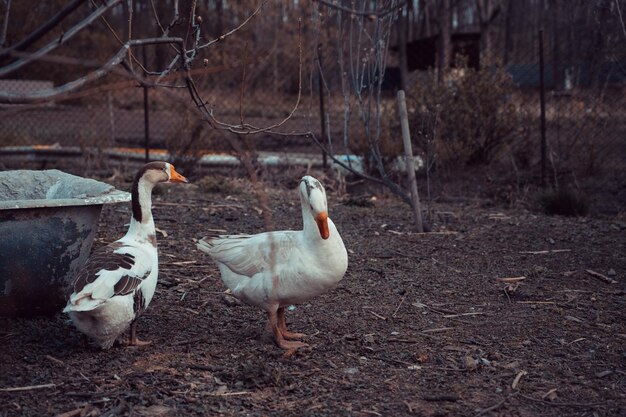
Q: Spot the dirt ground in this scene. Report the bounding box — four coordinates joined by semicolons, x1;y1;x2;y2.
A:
1;171;625;417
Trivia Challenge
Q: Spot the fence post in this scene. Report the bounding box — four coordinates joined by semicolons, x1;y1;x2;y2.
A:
317;43;327;169
539;29;547;188
397;90;424;233
142;47;150;163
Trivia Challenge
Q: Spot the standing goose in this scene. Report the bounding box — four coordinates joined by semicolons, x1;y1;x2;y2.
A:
64;161;188;349
197;175;348;349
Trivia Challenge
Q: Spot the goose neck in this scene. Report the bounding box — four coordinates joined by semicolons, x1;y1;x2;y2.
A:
127;178;156;239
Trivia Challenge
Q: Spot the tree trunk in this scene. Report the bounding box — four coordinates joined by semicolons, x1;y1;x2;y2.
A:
551;0;564;90
438;0;451;82
503;0;513;65
398;6;409;91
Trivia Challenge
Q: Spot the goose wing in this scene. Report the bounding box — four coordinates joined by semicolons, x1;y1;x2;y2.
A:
197;231;300;278
65;242;153;311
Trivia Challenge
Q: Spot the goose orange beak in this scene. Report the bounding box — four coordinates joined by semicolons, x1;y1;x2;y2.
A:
315;211;330;240
169;166;189;183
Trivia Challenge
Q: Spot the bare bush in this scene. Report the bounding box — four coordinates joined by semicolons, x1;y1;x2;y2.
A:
410;65;525;167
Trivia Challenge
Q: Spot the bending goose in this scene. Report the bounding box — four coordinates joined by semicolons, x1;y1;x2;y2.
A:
64;161;188;349
197;175;348;349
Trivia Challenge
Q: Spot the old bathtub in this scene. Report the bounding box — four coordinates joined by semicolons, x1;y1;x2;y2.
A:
0;169;130;317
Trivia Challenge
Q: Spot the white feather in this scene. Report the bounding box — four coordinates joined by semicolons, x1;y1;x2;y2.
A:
197;176;348;311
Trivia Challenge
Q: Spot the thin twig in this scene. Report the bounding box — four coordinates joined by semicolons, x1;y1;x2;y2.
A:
517;301;555;304
239;42;248;126
616;0;626;40
90;0;149;75
421;327;454;333
197;0;268;49
45;355;65;365
511;370;527;389
518;392;606;407
497;276;526;282
54;407;87;417
210;391;251;396
127;0;133;73
392;295;407;318
0;383;57;392
432;257;462;273
368;310;387;320
586;269;617;284
315;0;407;17
519;249;571;254
474;397;508;416
443;312;484;318
0;0;12;47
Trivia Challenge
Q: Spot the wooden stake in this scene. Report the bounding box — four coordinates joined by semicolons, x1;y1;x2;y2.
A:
397;90;424;232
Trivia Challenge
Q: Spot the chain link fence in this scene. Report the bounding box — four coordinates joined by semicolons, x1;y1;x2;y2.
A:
0;1;624;213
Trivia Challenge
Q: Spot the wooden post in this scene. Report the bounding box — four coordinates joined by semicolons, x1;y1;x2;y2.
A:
142;47;150;163
539;29;547;188
317;43;327;169
397;90;424;232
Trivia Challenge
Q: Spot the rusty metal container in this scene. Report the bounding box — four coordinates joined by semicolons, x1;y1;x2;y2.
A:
0;169;130;317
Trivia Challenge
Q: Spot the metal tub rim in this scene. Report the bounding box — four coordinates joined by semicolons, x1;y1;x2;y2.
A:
0;190;130;210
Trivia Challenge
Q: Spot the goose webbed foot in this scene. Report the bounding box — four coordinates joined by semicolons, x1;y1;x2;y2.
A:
268;309;309;350
128;320;152;347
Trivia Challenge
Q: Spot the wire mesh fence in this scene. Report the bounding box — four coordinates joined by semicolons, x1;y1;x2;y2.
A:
0;0;624;213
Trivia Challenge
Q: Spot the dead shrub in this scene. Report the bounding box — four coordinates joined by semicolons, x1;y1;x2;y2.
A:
196;175;244;195
538;188;589;217
164;105;228;177
347;101;404;176
410;65;524;167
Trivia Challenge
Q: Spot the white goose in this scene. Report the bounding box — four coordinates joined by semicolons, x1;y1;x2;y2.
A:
197;175;348;349
64;161;188;349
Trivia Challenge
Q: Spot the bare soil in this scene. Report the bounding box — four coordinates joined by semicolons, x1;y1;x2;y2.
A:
1;173;625;417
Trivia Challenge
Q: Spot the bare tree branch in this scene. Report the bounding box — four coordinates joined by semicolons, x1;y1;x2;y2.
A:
185;17;304;135
1;0;296;137
0;0;86;58
197;0;268;50
183;0;198;55
0;0;123;78
307;129;413;206
303;0;413;206
90;0;150;76
127;0;133;73
616;0;626;40
313;0;407;17
0;0;12;48
0;37;183;104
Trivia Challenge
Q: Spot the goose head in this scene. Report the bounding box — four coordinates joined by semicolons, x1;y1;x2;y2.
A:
299;175;329;240
131;162;188;224
137;161;189;185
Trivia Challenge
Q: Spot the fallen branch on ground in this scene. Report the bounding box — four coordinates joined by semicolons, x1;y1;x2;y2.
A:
519;249;571;254
0;383;57;392
585;269;617;284
496;276;526;282
511;370;528;389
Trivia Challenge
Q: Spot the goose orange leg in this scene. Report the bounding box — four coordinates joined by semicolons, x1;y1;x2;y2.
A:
268;310;308;349
128;320;152;347
277;307;306;340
